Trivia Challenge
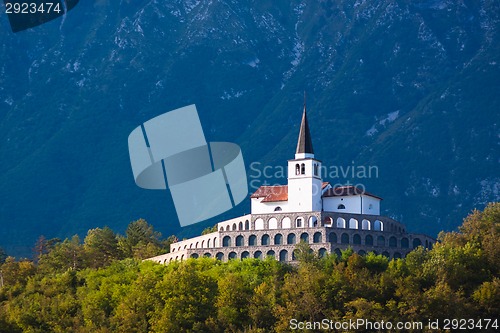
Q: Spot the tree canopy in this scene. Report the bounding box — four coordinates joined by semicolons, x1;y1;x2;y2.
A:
0;203;498;332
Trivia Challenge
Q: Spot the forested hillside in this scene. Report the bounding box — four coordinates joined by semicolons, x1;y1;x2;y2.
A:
0;203;498;333
1;0;499;256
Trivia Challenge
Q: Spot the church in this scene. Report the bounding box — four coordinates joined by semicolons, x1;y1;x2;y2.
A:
148;105;435;263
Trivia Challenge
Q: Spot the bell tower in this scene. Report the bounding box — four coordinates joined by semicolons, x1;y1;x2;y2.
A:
287;101;323;212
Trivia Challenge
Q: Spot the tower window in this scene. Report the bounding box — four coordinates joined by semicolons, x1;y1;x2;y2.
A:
314;163;318;176
301;163;305;175
337;204;346;210
295;164;300;175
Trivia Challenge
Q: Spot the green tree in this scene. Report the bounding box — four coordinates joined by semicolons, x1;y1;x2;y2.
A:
84;227;122;268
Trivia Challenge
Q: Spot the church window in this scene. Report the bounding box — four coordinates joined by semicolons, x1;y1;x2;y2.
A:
301;163;305;174
314;163;318;176
222;236;231;247
295;217;303;227
295;164;300;175
274;234;283;245
236;235;244;246
377;236;385;247
341;233;349;244
313;232;322;243
353;234;361;244
249;235;257;246
300;232;309;243
279;249;288;262
337;204;346;210
261;234;270;246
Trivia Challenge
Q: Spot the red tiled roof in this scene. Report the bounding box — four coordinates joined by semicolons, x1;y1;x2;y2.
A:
250;185;288;202
322;185;382;200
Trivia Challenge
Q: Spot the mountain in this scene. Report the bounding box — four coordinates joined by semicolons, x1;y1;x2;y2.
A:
0;0;499;257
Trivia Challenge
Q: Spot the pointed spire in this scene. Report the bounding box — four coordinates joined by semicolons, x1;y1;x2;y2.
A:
295;93;314;156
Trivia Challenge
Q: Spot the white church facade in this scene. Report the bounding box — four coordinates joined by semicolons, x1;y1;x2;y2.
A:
148;106;434;264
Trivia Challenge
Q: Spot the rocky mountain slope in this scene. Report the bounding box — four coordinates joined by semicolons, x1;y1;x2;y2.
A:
0;0;498;256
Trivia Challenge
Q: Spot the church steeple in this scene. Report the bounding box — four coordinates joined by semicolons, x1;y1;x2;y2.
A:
295;100;314;158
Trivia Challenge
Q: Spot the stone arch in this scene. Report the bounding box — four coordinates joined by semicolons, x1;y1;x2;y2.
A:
184;245;188;250
336;217;346;228
401;237;409;248
245;220;250;230
201;240;205;248
220;227;224;232
274;206;282;211
255;218;264;230
266;250;275;258
279;249;288;262
226;225;230;231
324;216;333;227
228;252;237;260
261;234;270;246
393;252;402;259
189;243;193;249
313;232;322;243
389;236;397;248
191;253;199;259
318;248;327;258
207;239;211;248
308;216;318;227
334;248;342;258
362;219;371;230
282;217;291;228
295;216;304;228
365;234;373;246
374;220;383;231
241;251;250;259
358;250;366;256
222;236;231;247
238;222;243;230
349;218;358;229
204;253;211;258
353;234;361;245
413;238;422;248
254;251;262;259
232;223;237;231
216;252;224;261
292;249;299;261
328;232;337;243
287;233;296;244
377;235;385;247
300;232;309;243
213;237;217;247
236;235;244;246
268;217;278;229
249;235;257;246
195;242;199;248
382;251;390;258
274;233;283;245
341;233;349;244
